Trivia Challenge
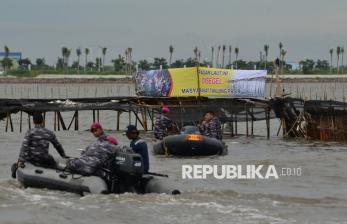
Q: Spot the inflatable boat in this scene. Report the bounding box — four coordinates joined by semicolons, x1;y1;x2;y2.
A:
16;153;180;196
153;126;228;156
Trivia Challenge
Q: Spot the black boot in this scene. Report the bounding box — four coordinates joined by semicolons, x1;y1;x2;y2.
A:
11;163;18;179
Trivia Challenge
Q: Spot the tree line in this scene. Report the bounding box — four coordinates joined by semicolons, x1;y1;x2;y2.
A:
1;43;345;75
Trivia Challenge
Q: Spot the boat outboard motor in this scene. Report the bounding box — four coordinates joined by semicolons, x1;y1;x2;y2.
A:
180;125;200;134
108;153;144;193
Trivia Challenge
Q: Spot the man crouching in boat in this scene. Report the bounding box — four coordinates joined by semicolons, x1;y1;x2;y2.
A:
199;111;222;140
17;113;69;169
65;122;121;176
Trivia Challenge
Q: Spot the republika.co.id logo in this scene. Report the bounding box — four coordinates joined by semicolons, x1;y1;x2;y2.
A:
182;165;302;180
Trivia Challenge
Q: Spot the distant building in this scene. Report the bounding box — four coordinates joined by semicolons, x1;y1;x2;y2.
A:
0;52;22;61
287;62;300;70
0;52;22;70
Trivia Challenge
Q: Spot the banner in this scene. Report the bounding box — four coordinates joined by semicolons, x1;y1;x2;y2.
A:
135;67;266;97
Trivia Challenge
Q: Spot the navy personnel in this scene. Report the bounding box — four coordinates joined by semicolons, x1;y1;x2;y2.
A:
65;122;117;175
125;125;149;174
18;113;68;168
153;106;174;140
199;111;222;140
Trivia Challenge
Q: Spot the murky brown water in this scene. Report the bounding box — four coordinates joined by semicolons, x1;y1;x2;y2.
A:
0;82;347;224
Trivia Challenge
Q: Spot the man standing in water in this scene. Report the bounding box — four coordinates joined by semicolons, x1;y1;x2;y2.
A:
17;113;68;168
154;106;175;140
125;125;149;174
199;111;222;140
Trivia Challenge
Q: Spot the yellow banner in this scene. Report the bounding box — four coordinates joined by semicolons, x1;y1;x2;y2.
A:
198;67;233;97
168;67;233;97
168;67;198;96
135;67;266;97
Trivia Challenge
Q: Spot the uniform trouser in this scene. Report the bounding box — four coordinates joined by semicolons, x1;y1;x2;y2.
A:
65;158;96;176
28;154;57;168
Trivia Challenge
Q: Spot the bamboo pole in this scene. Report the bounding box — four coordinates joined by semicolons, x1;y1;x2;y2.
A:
54;112;57;131
28;114;31;129
234;113;238;136
75;110;79;130
251;106;254;136
20;111;23;133
117;111;121;131
266;108;270;139
245;104;249;137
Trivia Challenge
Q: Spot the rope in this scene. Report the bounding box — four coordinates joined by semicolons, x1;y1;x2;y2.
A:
163;139;169;157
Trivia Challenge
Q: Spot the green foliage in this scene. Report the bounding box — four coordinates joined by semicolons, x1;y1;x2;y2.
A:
1;58;13;70
112;55;126;73
170;60;185;68
56;57;64;69
138;60;151;71
299;59;315;74
152;57;168;69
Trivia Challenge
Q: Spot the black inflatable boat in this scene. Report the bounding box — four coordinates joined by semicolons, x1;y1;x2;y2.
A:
16;153;180;196
153;126;228;156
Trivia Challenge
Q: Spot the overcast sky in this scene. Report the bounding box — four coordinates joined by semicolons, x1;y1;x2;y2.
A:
1;0;346;65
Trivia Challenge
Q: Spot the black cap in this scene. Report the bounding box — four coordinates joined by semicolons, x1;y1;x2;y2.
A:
33;113;43;124
125;125;138;134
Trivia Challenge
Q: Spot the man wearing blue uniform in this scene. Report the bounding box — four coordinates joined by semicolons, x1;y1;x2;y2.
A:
125;125;149;174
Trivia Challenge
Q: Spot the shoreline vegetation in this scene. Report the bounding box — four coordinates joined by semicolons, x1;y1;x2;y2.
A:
1;44;346;78
2;73;347;84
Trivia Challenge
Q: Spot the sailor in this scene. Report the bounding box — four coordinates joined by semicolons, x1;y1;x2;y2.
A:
65;122;117;175
125;125;149;174
17;113;68;168
199;111;223;140
153;106;175;140
106;135;118;145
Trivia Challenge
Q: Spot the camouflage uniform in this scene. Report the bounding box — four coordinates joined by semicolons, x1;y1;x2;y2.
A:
154;114;173;140
199;117;222;140
18;124;67;168
66;135;122;175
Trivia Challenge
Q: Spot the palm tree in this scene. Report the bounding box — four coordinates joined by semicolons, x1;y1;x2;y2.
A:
124;47;132;75
193;47;199;65
264;44;269;69
61;47;69;73
3;45;10;73
76;48;81;74
228;45;232;69
169;45;174;67
198;50;201;64
329;48;334;73
84;48;90;72
216;46;221;68
4;45;9;58
66;49;71;73
128;47;132;74
279;42;283;59
234;47;239;69
211;46;214;67
124;49;128;74
341;47;345;74
336;46;341;74
102;47;107;71
221;45;226;68
280;49;287;74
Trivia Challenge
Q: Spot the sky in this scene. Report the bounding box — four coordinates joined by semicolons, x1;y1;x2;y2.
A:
1;0;347;65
